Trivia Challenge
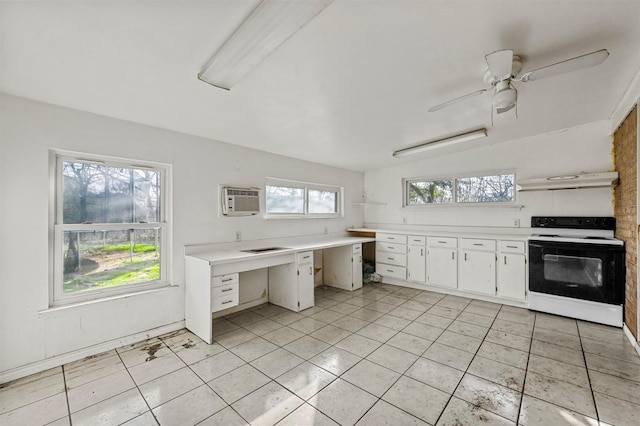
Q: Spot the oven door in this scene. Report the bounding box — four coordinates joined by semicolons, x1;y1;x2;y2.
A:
528;240;625;305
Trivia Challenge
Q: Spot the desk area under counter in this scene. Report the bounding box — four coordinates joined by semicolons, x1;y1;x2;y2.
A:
184;234;375;344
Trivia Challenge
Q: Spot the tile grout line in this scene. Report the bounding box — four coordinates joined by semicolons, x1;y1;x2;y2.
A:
61;365;73;426
576;321;601;423
114;344;160;425
514;305;536;425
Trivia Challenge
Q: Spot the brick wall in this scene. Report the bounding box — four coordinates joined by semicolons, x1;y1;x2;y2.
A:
614;105;638;339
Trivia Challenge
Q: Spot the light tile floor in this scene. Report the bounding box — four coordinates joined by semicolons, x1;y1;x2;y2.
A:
2;283;640;425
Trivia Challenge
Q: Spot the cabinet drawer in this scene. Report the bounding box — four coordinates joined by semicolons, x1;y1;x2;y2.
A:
212;282;238;299
297;251;314;264
377;242;407;254
376;251;407;267
408;235;426;245
352;244;362;254
427;237;457;248
377;233;407;244
376;263;407;280
498;240;525;253
211;273;239;287
460;238;496;251
212;292;239;312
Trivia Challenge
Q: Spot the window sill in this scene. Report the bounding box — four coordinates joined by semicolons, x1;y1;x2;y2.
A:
403;202;524;209
264;214;343;220
40;283;177;314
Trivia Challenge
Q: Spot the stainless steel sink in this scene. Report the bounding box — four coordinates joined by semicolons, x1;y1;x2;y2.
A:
240;247;290;254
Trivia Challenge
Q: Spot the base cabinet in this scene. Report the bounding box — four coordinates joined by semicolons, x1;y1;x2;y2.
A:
427;237;457;288
269;251;314;312
324;244;363;291
407;235;426;283
459;239;496;295
497;241;527;301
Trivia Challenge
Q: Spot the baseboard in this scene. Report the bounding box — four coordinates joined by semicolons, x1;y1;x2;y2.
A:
623;324;640;358
0;320;185;385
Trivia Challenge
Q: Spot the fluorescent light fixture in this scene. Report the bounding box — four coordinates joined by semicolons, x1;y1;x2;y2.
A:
198;0;334;90
392;129;488;158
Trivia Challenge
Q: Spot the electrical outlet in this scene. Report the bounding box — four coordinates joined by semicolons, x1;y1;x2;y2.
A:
234;231;241;241
513;219;520;227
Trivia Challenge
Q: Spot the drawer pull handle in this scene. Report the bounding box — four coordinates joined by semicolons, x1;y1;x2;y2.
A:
473;243;484;246
507;245;518;249
302;255;311;259
387;269;394;273
221;278;234;282
222;288;233;292
388;237;395;240
438;241;446;244
451;252;455;260
388;257;395;260
222;300;233;305
504;256;507;265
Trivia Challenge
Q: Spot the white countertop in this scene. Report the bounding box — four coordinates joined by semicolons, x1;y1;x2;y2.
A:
185;235;375;265
349;226;531;240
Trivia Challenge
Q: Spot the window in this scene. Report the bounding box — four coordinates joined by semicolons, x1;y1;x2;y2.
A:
265;178;342;217
51;153;170;305
405;172;515;206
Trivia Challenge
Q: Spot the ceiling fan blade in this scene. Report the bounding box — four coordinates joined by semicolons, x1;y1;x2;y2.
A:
485;49;514;80
428;89;487;112
519;49;609;82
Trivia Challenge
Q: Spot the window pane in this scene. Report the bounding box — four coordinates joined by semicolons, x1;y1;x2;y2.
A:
63;162;160;224
456;174;514;203
308;189;338;214
265;185;304;213
407;180;453;204
62;229;161;294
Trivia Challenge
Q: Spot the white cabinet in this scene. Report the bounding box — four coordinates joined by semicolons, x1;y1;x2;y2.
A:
407;235;426;283
269;251;315;311
324;244;363;291
497;241;527;301
212;273;239;312
376;233;407;281
459;238;496;295
427;237;457;288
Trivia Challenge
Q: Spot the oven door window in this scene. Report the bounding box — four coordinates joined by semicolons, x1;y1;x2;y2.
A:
543;254;602;288
528;241;624;305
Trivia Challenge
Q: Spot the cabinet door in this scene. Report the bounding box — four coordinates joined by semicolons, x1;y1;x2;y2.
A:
497;253;526;300
352;252;363;290
459;250;495;295
298;263;315;310
407;245;426;283
427;247;457;288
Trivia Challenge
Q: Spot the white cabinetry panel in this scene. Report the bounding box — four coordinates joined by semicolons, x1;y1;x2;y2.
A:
459;239;496;296
427;237;457;288
497;241;526;301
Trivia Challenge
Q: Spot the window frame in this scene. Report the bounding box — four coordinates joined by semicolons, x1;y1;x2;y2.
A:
403;170;516;207
265;178;343;219
50;151;172;306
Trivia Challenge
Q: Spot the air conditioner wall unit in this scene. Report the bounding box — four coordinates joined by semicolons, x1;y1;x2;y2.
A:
222;186;260;216
516;172;619;191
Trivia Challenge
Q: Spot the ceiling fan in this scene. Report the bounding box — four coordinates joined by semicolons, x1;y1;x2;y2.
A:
429;48;609;115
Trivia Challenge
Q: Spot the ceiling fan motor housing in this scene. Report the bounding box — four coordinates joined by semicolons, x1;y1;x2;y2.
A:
493;80;517;111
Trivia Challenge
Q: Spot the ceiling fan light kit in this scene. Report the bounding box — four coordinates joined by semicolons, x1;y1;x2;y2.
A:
392;128;487;158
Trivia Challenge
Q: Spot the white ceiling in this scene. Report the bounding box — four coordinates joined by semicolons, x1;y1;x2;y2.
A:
2;1;639;172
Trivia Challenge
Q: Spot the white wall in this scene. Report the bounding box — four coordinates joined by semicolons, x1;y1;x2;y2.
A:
363;120;615;229
0;94;364;379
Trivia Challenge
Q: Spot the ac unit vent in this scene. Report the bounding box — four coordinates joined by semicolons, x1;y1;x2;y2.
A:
222;186;260;216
